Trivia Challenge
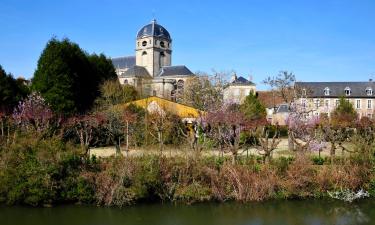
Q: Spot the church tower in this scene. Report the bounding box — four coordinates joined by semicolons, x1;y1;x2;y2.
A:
135;19;172;77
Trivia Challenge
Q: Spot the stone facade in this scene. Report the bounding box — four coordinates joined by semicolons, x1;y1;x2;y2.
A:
295;81;375;118
112;19;194;100
223;74;256;104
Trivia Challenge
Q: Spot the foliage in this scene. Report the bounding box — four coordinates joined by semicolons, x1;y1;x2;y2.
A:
0;135;96;206
0;65;29;112
240;91;266;120
179;75;223;111
95;80;138;109
12;92;53;134
32;38;116;114
331;97;357;127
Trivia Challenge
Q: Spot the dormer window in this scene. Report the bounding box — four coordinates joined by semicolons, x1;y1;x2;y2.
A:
345;87;351;96
366;87;373;96
324;87;330;96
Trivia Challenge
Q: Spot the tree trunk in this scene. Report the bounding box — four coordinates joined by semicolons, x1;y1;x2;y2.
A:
288;134;295;151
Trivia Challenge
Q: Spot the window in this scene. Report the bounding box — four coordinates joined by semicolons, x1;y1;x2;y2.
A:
366;87;373;96
314;99;320;108
368;99;372;109
160;52;165;57
302;88;307;96
142;41;147;47
356;99;361;109
153;90;156;96
325;99;329;107
160;41;165;48
124;79;128;84
345;87;351;96
142;51;147;55
368;114;373;118
335;99;340;107
324;87;330;96
301;99;307;108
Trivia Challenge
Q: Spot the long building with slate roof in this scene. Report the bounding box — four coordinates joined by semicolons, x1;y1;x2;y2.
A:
295;81;375;118
111;19;194;100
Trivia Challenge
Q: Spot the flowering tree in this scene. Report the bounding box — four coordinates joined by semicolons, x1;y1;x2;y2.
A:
254;126;282;163
204;103;264;164
66;113;105;155
13;92;53;134
286;112;323;153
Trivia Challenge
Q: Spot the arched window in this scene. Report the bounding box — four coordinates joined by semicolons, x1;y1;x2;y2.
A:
124;79;128;84
142;51;147;55
345;87;351;96
142;41;147;47
160;41;165;48
366;87;373;96
324;87;330;96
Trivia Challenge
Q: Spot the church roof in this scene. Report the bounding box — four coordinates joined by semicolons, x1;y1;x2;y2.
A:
120;66;152;79
158;65;194;77
112;56;136;69
137;19;171;41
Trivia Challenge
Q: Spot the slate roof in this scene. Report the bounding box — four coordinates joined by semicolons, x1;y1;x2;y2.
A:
120;66;152;78
158;65;194;77
276;104;290;113
295;82;375;98
137;19;171;41
230;76;255;86
112;56;136;69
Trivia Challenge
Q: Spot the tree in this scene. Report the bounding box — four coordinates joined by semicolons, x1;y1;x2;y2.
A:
240;91;266;120
263;71;299;151
263;71;296;104
179;74;223;111
0;65;29;112
32;38;117;115
254;126;282;163
95;80;138;109
331;97;357;127
65;113;105;156
12;93;53;134
204;104;262;164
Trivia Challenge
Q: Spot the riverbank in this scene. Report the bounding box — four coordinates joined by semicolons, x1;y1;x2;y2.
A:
0;137;373;207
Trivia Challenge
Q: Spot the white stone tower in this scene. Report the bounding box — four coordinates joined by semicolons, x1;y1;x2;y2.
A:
135;19;172;77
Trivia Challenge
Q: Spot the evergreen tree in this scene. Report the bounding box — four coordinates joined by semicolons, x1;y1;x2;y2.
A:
0;65;29;112
32;38;117;115
240;91;266;120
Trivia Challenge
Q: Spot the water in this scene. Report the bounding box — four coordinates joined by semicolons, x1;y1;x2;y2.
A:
1;200;374;225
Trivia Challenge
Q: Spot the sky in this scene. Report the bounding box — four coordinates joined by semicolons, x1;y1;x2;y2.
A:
0;0;374;90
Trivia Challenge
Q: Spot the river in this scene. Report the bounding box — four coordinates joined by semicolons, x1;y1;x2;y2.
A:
1;199;374;225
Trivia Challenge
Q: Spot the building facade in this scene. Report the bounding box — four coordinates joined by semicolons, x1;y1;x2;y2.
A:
223;73;256;104
112;19;195;100
295;81;375;118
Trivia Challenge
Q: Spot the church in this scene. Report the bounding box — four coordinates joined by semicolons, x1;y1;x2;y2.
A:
111;19;195;101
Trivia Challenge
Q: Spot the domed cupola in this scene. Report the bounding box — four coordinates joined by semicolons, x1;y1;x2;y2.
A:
137;19;171;41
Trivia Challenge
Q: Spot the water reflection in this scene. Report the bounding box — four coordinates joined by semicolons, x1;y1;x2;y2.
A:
0;200;374;225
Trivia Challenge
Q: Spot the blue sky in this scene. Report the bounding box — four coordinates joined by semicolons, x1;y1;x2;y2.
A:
0;0;374;90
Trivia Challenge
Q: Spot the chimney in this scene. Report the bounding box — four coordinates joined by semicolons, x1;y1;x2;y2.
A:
231;73;237;82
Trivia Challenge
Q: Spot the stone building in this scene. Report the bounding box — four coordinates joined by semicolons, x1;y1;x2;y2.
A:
295;81;375;118
111;19;195;100
223;73;256;104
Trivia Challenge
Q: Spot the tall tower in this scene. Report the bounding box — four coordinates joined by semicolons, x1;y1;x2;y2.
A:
135;19;172;77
